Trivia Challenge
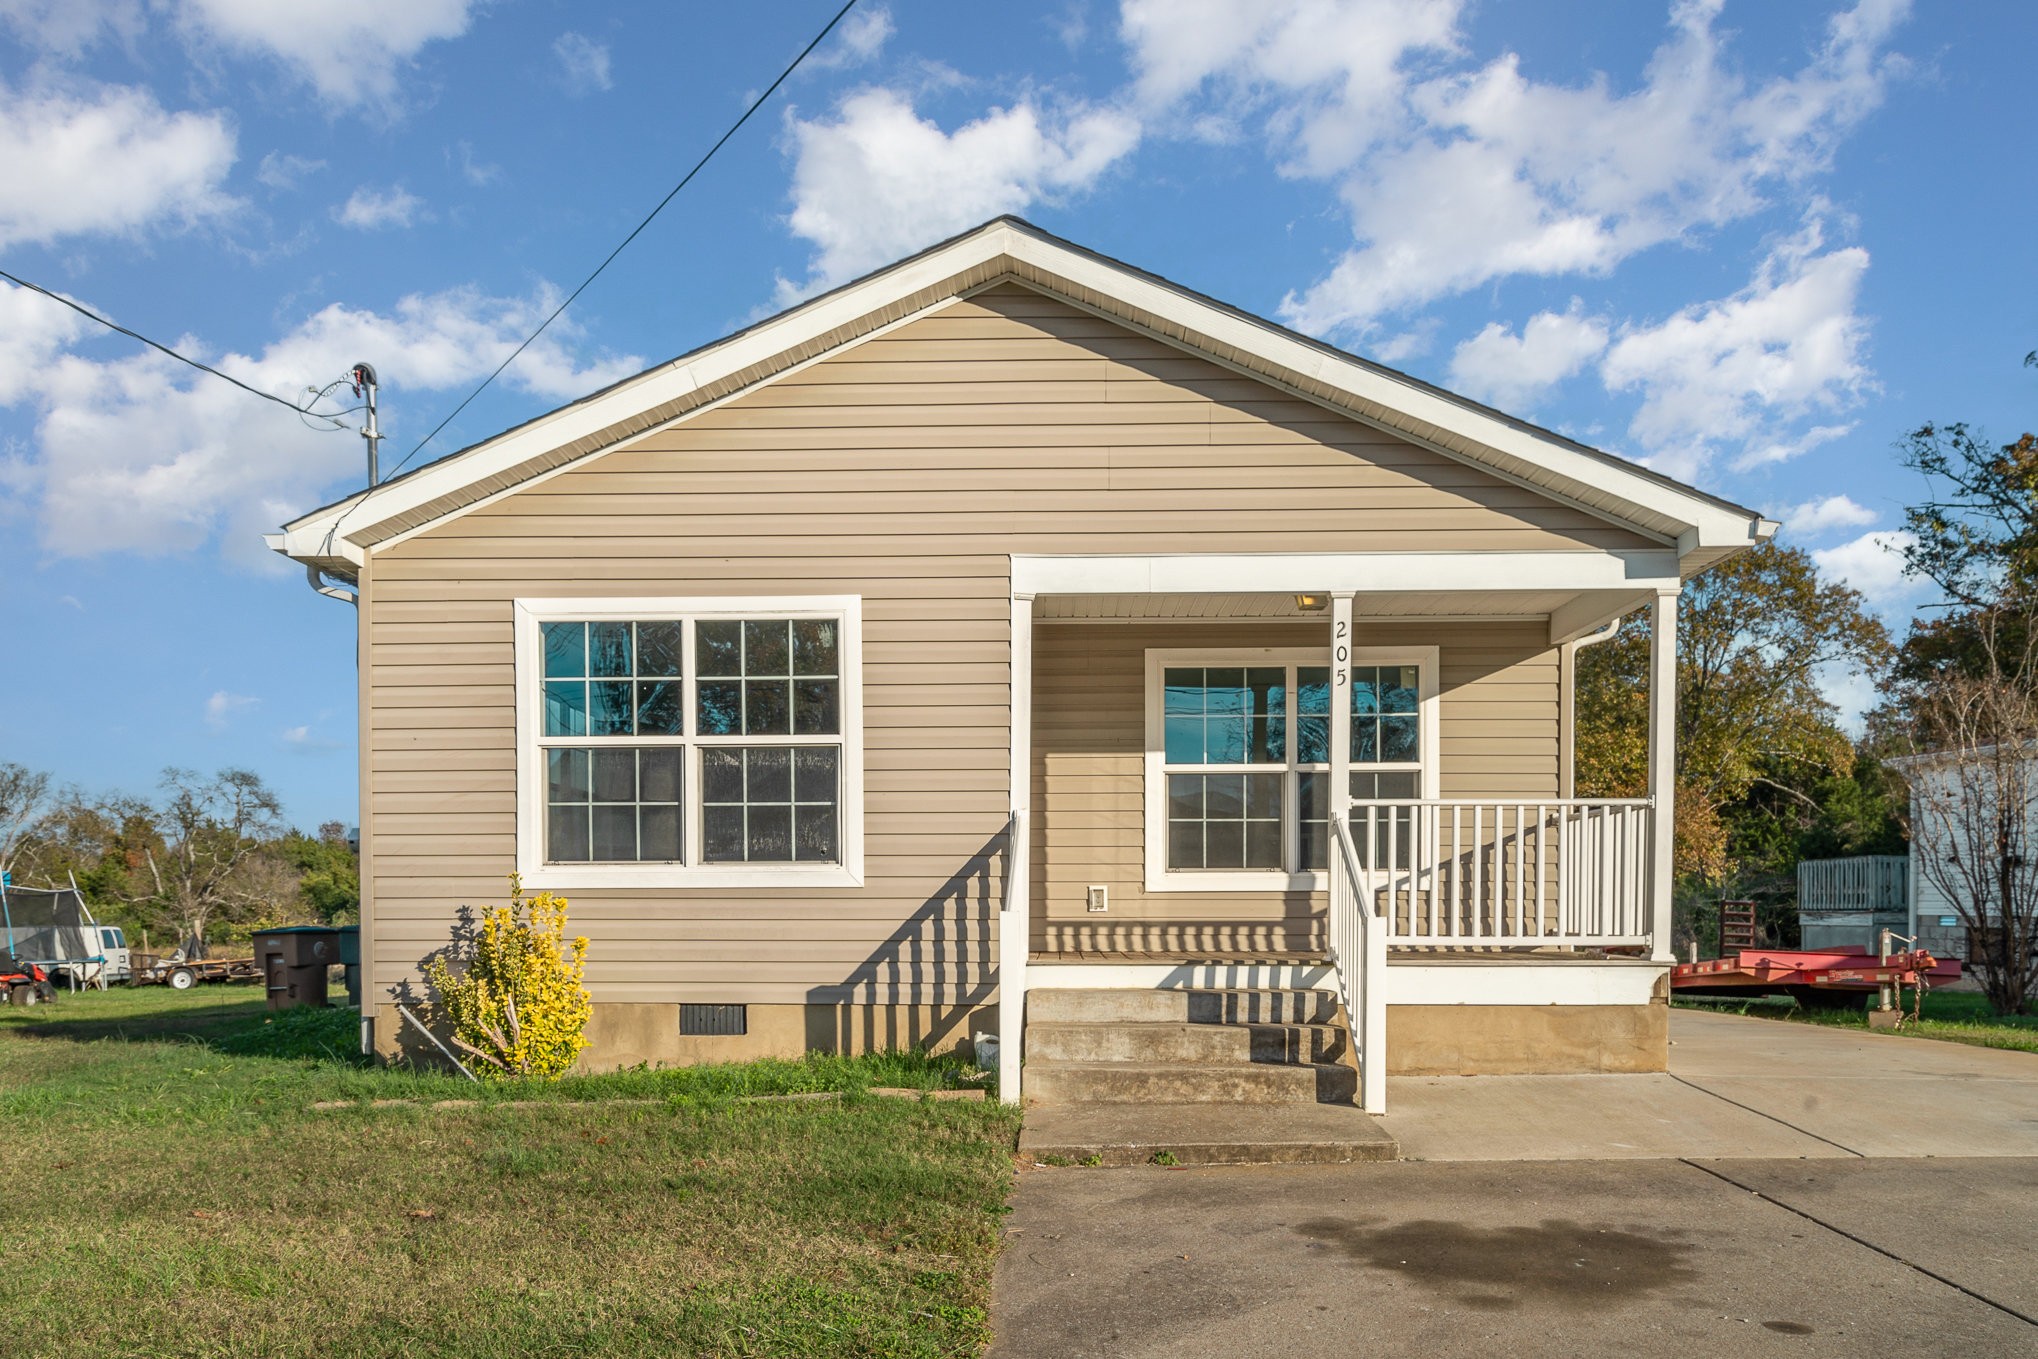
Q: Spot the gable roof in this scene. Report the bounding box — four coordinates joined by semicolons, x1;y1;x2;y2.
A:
269;216;1775;580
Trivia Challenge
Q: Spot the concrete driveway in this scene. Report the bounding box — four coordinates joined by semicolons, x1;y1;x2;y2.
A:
1378;1008;2038;1160
992;1012;2038;1357
991;1158;2038;1358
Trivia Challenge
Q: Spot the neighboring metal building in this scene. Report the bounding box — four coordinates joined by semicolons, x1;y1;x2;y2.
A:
1796;855;1908;953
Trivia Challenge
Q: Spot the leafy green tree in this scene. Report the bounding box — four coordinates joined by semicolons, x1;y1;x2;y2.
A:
1576;541;1891;884
280;822;360;923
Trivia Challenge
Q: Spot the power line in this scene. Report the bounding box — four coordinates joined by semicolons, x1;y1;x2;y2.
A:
362;0;863;498
0;265;345;427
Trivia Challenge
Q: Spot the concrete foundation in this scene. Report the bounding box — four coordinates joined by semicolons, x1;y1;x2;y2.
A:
1386;1001;1668;1075
372;1000;997;1072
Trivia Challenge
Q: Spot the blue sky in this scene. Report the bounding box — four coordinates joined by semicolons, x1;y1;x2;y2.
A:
1;0;2032;830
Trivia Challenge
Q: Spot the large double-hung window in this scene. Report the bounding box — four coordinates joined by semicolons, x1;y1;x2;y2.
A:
514;597;863;888
1143;646;1435;891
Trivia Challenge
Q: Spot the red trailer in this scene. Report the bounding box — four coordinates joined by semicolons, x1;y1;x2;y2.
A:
1672;945;1959;1010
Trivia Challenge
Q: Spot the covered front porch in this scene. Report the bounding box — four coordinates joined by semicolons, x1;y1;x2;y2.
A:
997;551;1683;1111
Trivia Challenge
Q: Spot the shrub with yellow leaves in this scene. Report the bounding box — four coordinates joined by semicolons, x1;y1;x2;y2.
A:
423;876;592;1079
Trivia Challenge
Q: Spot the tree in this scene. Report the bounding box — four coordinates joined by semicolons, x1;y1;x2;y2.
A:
280;823;361;923
1576;541;1892;884
0;762;53;882
1900;649;2038;1015
130;768;287;946
1879;360;2038;1012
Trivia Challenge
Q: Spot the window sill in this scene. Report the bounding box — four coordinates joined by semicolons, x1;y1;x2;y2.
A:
517;863;865;891
1144;870;1327;894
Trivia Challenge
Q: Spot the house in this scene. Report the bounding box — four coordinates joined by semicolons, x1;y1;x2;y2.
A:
1795;854;1907;952
269;218;1773;1111
1890;748;2038;968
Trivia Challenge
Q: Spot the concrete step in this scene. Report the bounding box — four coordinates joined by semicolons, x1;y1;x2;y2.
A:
1027;987;1340;1026
1025;1020;1349;1065
1024;1058;1357;1106
1020;1101;1396;1167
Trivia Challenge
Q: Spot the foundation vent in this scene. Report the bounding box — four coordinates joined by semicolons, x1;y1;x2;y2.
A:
680;1004;748;1037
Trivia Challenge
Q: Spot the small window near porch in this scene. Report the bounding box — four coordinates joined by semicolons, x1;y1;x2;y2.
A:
1146;647;1435;891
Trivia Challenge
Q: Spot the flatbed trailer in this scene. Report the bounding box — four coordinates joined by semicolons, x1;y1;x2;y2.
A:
130;953;261;990
1672;945;1959;1008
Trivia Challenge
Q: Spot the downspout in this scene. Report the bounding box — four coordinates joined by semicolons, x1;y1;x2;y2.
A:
307;563;358;607
1561;617;1622;799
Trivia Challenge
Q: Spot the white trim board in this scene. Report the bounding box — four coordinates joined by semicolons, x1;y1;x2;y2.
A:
1386;960;1666;1006
1010;551;1680;598
1023;959;1663;1006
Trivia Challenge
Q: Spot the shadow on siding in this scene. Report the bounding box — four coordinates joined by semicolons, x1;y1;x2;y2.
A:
804;830;1002;1058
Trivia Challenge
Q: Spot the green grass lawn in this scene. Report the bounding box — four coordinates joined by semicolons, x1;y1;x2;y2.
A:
0;986;1022;1358
1675;988;2038;1055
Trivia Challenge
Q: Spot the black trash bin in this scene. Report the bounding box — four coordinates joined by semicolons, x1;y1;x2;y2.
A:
335;925;361;1006
252;926;339;1010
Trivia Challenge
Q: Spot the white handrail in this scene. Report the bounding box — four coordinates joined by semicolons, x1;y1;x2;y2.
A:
1328;811;1387;1114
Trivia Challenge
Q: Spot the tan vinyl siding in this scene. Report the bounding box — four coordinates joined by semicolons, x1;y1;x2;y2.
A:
365;284;1601;1002
1029;620;1561;956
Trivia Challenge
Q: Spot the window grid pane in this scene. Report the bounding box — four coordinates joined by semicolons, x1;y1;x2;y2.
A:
701;746;841;864
545;747;684;863
1351;665;1421;767
697;618;840;738
1162;666;1286;765
542;621;687;738
1166;771;1283;870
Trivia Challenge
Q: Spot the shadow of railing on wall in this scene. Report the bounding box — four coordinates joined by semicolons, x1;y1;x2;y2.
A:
805;830;1003;1059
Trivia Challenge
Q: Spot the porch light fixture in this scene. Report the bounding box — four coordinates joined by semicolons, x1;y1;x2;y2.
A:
1293;594;1329;611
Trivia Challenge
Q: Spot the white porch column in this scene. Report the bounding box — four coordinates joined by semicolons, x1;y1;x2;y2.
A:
1647;587;1679;962
997;592;1034;1105
1330;594;1353;817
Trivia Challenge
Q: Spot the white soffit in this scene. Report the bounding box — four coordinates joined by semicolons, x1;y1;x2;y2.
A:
273;217;1770;573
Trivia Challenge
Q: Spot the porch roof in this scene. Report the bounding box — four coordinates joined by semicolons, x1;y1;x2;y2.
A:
1017;550;1671;643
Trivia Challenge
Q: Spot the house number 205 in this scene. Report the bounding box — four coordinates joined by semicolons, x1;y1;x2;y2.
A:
1334;617;1349;687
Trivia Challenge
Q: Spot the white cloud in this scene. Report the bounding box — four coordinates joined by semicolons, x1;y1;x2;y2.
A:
1781;494;1879;537
552;31;613;94
1732;421;1855;472
0;279;643;562
1447;302;1608;409
813;6;894;68
334;185;426;231
0;0;144;54
205;690;257;731
1600;215;1872;479
0;79;238;249
0;280;88;404
451;141;500;186
281;723;343;751
1121;0;1461;171
256;151;324;191
1813;528;1921;614
172;0;479;111
1211;0;1914;335
778;88;1140;298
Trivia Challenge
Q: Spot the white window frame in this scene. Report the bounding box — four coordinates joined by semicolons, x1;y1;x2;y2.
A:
1143;645;1438;892
513;595;864;890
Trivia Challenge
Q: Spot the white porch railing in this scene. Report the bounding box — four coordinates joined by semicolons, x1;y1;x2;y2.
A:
1348;799;1655;947
1796;854;1907;913
1326;812;1387;1113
